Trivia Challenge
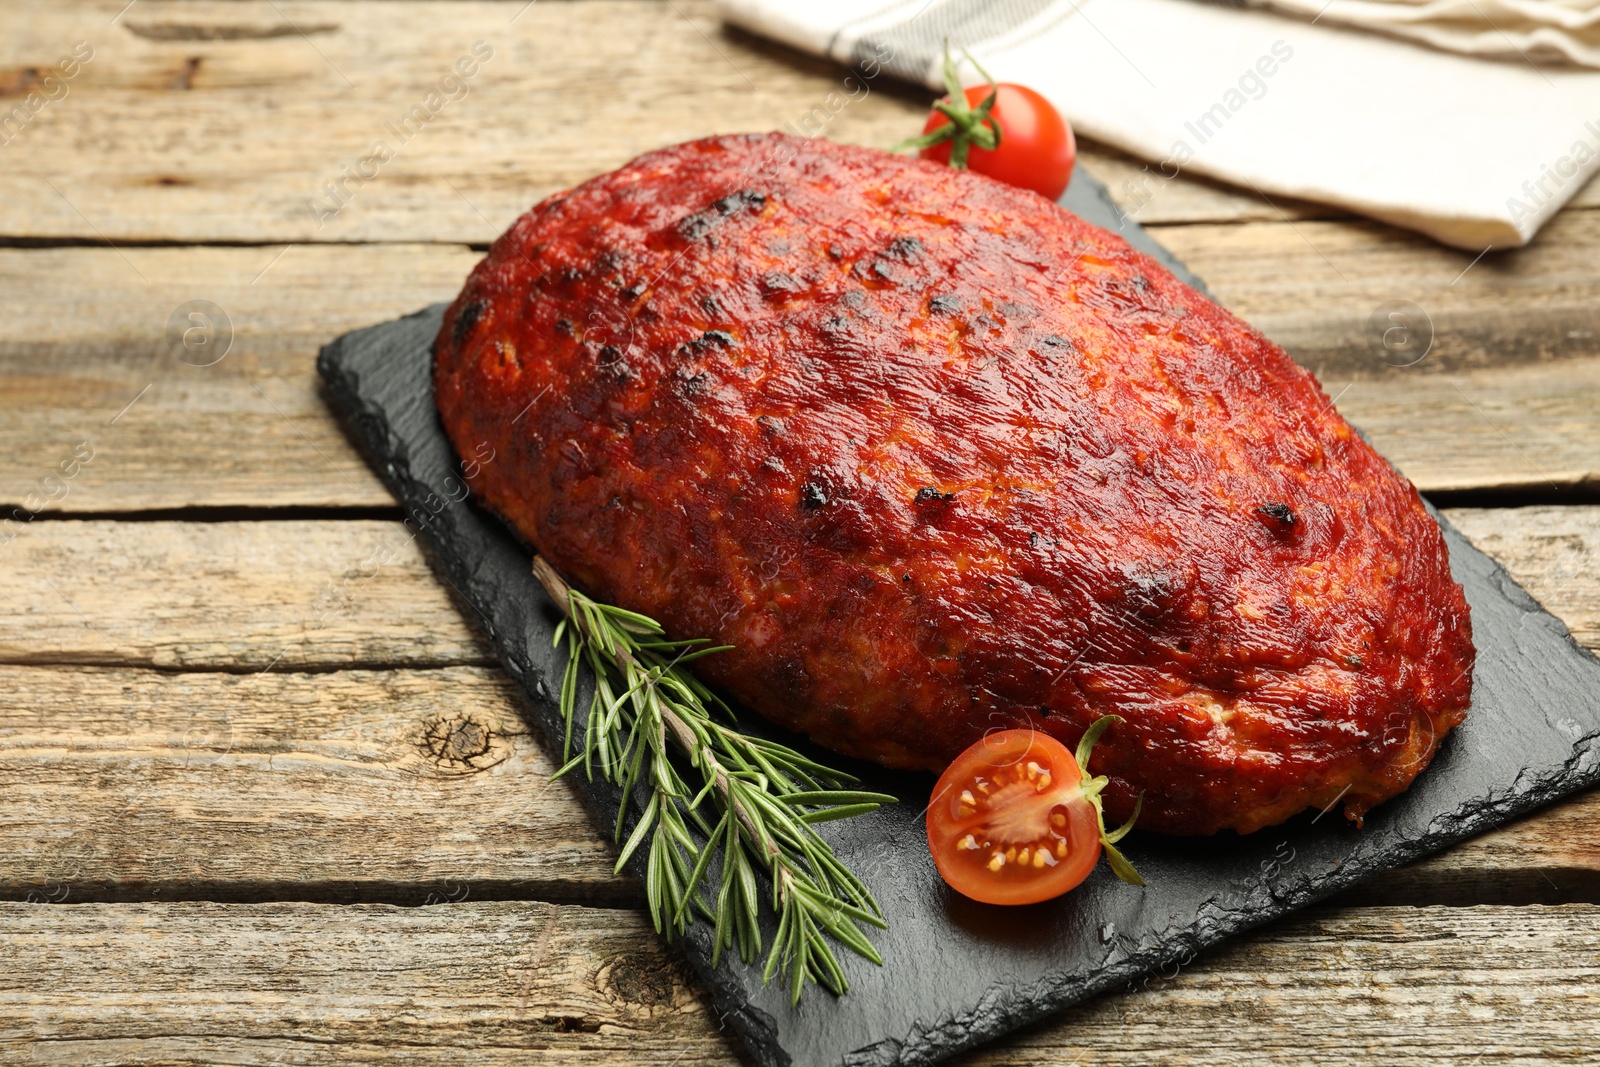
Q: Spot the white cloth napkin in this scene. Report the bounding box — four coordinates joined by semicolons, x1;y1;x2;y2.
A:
717;0;1600;249
1252;0;1600;69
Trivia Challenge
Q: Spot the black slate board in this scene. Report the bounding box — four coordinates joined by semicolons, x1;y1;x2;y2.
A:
318;166;1600;1067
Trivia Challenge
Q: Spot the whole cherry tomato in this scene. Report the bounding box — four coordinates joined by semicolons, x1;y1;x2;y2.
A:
919;82;1077;201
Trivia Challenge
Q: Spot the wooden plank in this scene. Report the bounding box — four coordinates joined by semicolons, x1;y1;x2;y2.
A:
1447;506;1600;651
1153;209;1600;494
1350;788;1600;907
1350;505;1600;905
0;665;634;905
2;505;1595;670
0;509;1596;903
967;904;1600;1066
1;900;1596;1065
6;0;1600;243
4;224;1599;513
0;520;491;669
0;657;1594;905
0;0;1404;242
2;0;930;243
0;900;731;1063
5;186;1584;397
1159;207;1600;382
0;661;1593;907
0;243;475;511
1331;361;1600;495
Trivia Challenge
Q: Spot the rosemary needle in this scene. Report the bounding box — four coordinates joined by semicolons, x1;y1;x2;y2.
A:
533;556;895;1003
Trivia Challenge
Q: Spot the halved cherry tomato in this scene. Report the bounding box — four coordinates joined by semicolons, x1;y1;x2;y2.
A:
919;83;1077;201
926;720;1143;905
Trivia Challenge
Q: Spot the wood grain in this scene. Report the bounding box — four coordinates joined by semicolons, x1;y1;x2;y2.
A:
4;0;1597;1059
0;243;474;511
0;509;1595;905
0;520;491;670
1;900;1596;1065
4;223;1599;514
0;0;1414;242
0;900;729;1063
1447;507;1600;651
3;508;1596;669
966;904;1600;1067
5;0;1599;244
2;0;930;243
0;656;1595;904
1326;361;1600;495
1162;207;1600;381
0;665;634;905
4;0;1596;242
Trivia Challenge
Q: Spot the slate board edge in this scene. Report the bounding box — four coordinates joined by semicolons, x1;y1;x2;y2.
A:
847;612;1600;1067
318;301;1600;1067
317;304;1600;1067
314;167;1600;1067
316;308;791;1067
752;515;1600;1066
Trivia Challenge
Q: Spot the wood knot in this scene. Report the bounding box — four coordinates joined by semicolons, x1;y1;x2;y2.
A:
599;951;677;1009
420;714;506;773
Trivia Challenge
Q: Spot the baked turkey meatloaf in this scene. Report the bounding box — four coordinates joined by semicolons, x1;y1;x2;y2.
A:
434;132;1474;836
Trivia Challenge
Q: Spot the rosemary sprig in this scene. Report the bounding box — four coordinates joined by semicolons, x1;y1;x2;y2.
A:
533;556;895;1003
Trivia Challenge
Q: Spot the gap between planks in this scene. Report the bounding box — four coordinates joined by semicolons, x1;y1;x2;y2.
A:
10;485;1600;525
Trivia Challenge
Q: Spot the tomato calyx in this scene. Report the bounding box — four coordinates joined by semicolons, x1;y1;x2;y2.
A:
1074;715;1146;887
891;43;1002;170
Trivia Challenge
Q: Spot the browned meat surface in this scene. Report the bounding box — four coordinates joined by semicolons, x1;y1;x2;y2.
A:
434;132;1474;836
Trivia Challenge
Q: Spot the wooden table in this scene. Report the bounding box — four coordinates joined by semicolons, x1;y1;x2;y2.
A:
4;2;1599;1063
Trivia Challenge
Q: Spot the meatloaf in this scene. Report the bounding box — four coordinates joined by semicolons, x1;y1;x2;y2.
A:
434;132;1474;835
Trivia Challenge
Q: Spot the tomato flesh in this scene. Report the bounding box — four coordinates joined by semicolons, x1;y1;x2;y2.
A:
926;729;1101;905
920;84;1077;201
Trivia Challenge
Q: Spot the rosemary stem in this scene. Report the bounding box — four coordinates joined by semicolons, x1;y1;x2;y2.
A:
532;554;574;606
531;553;888;1000
534;556;789;878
